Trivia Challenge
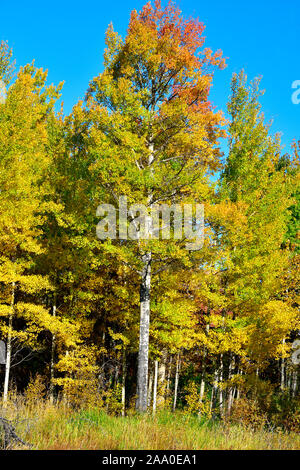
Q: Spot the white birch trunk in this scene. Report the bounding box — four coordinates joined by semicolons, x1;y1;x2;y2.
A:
227;353;235;416
292;370;297;397
121;348;126;416
219;354;224;417
3;281;15;405
157;350;167;408
236;368;242;400
166;355;172;398
49;297;56;404
153;359;158;414
136;139;154;413
136;251;151;412
199;324;209;414
280;338;286;391
210;364;219;412
147;366;153;408
173;353;181;412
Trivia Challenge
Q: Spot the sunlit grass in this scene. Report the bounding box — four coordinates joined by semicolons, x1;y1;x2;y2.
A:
2;402;299;450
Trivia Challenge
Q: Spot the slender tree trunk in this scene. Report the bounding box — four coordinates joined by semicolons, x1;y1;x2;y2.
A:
157;350;167;408
280;338;286;391
287;368;292;393
199;378;205;404
136;251;151;412
3;281;15;405
166;355;172;398
227;353;235;416
136;139;154;413
219;353;224;417
63;350;70;406
199;324;209;415
121;348;126;416
49;296;56;404
292;369;298;398
210;362;219;413
147;366;153;408
236;368;242;400
153;359;158;414
114;364;119;385
173;353;181;412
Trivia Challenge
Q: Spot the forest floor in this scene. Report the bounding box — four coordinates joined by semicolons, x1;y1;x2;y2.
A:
1;403;299;450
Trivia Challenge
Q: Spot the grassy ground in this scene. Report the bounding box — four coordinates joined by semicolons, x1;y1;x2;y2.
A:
1;403;299;450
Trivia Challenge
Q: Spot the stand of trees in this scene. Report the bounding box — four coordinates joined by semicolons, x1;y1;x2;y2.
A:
0;1;299;427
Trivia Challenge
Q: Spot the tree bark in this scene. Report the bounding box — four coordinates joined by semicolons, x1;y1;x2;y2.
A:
292;369;298;397
210;362;219;413
219;353;224;417
227;353;235;416
199;324;209;415
49;296;56;404
121;347;126;416
236;368;242;400
136;138;154;413
166;355;172;398
147;365;153;408
3;281;15;405
153;359;158;414
136;251;151;412
157;350;167;408
173;353;181;412
280;338;286;391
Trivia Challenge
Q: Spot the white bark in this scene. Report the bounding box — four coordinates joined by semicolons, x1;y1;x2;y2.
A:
173;353;181;412
121;348;126;416
280;338;286;391
49;297;56;404
236;368;242;400
227;353;235;415
210;364;219;412
292;369;298;397
136;251;151;412
136;140;154;413
3;281;15;405
219;354;224;417
157;350;167;407
147;366;153;408
166;355;172;397
199;324;209;414
153;359;158;414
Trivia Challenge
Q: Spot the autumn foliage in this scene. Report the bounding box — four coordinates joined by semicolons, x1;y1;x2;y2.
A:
0;1;299;443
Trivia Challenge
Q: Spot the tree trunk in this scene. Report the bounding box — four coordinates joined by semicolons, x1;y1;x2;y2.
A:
147;365;153;408
153;359;158;414
136;137;154;413
3;281;15;405
173;353;181;412
227;353;235;416
157;350;167;408
199;324;209;415
236;368;242;400
121;348;126;416
219;354;224;417
292;369;298;397
166;355;172;398
280;338;286;391
136;251;151;412
49;296;56;404
210;362;219;413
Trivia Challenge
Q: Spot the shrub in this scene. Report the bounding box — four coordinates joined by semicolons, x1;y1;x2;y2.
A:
230;398;267;430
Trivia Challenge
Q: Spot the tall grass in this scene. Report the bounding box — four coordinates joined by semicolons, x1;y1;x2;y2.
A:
1;401;299;450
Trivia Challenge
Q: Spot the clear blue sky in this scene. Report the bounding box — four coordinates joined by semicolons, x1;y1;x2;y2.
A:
1;0;299;155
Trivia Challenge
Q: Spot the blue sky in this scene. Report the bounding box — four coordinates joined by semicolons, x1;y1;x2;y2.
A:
1;0;299;155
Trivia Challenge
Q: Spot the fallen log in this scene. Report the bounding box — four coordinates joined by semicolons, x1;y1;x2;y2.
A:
0;415;32;449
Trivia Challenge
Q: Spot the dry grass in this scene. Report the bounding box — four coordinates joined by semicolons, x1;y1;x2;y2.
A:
1;401;299;450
